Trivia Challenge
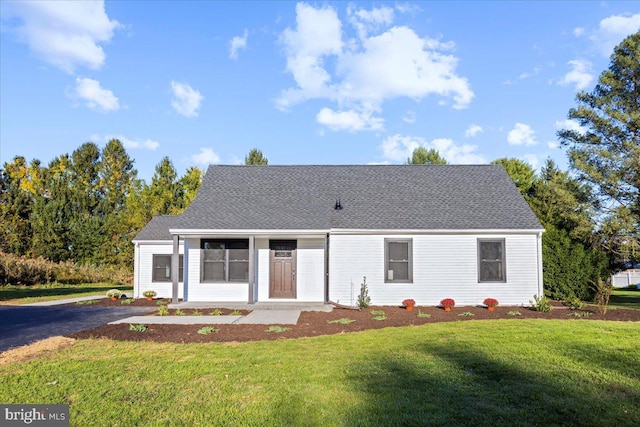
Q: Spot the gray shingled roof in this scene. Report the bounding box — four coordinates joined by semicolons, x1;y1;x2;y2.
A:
133;215;179;241
165;165;542;232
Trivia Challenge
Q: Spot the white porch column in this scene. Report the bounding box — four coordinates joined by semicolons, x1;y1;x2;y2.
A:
171;235;179;304
248;236;255;304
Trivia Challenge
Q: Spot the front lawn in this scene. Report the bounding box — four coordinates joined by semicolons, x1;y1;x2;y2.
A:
610;287;640;310
1;320;638;426
0;283;132;305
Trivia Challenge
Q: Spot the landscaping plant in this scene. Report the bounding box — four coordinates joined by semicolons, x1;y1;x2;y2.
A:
106;289;122;299
440;298;455;311
266;326;291;333
327;318;356;324
530;294;552;312
592;277;612;316
370;310;387;321
157;305;169;316
483;298;499;310
416;310;431;318
357;276;371;308
128;324;147;332
197;326;218;335
143;290;157;300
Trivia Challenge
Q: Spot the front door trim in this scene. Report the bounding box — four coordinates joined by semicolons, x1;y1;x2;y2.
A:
269;240;297;299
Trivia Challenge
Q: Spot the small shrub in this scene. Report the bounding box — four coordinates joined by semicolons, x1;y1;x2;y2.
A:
192;310;202;316
327;318;356;324
106;289;122;299
129;324;147;332
120;299;134;305
357;276;371;308
530;294;552;312
197;326;218;335
156;300;169;305
507;310;522;316
370;310;387;321
440;298;455;309
175;309;186;316
568;311;592;318
562;297;584;310
266;326;291;333
209;309;223;316
628;283;638;290
459;312;474;317
143;290;157;298
231;309;242;316
157;305;169;316
592;277;612;316
416;310;431;318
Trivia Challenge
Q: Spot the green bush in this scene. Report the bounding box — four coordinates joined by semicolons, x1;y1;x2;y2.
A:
562;297;584;310
530;294;553;312
0;250;131;286
357;276;371;308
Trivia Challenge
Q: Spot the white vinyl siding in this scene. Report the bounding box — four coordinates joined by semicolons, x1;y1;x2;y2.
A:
329;233;539;306
134;243;184;299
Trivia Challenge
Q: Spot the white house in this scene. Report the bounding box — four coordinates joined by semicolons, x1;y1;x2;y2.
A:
133;165;544;306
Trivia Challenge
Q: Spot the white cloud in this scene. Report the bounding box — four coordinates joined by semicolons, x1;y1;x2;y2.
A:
380;134;485;164
507;123;538;146
555;119;586;134
518;66;541;80
547;141;559;149
229;29;248;60
316;107;384;132
402;110;416;124
98;134;159;150
521;154;539;170
348;4;394;39
71;77;119;112
170;81;203;117
191;148;220;165
381;134;422;161
573;27;586;37
6;0;120;73
592;13;640;56
558;59;594;91
276;3;474;124
465;124;483;137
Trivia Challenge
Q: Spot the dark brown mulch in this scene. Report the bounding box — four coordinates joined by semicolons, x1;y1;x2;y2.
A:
67;304;640;344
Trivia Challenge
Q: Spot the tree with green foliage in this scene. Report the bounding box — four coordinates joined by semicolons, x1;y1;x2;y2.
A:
491;158;535;196
528;159;609;299
177;166;203;209
0;157;40;256
244;148;269;165
558;31;640;267
406;147;447;165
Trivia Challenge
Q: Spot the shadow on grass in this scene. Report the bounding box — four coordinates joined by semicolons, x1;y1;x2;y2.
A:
343;341;640;426
0;285;131;301
610;288;640;310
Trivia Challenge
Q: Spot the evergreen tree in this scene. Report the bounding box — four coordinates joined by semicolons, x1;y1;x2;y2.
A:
491;158;535;196
406;147;447;165
558;31;640;266
244;148;269;165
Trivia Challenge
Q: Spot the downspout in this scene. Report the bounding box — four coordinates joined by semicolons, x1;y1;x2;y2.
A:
536;231;544;298
172;235;180;304
248;236;255;304
324;233;330;303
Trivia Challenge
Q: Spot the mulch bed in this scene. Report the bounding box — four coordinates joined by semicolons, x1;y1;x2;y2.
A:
68;303;640;344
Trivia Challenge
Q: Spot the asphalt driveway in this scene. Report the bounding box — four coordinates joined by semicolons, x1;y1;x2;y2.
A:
0;305;154;352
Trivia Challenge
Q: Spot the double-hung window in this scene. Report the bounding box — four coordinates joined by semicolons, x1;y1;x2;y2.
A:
384;239;413;283
201;239;249;282
152;254;184;282
478;239;506;282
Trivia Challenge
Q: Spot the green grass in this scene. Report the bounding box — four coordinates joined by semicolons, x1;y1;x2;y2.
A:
609;288;640;310
0;283;132;304
1;320;639;426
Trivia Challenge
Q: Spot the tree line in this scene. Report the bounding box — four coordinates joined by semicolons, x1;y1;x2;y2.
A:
1;33;637;300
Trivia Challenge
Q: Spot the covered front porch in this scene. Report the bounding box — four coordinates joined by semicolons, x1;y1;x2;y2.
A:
167;232;329;304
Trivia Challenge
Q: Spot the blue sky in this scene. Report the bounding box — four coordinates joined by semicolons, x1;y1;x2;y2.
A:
1;1;639;181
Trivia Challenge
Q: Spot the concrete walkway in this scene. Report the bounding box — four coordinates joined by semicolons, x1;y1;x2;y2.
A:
110;310;301;325
25;295;107;306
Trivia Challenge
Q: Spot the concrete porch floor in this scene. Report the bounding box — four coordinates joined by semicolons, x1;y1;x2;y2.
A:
167;301;333;312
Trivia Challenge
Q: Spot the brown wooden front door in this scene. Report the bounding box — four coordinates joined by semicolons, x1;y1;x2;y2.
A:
269;240;297;299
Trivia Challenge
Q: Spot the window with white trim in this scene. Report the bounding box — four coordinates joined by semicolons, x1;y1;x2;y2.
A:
152;254;184;282
201;239;249;282
478;239;506;282
384;239;412;283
